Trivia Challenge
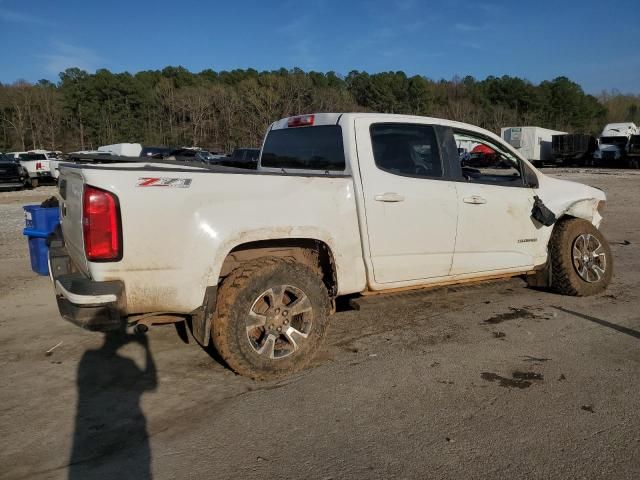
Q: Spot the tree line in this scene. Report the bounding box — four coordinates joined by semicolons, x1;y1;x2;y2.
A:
1;66;639;153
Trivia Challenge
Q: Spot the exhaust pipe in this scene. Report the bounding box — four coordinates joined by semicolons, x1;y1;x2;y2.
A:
126;322;149;335
133;323;149;334
126;313;184;335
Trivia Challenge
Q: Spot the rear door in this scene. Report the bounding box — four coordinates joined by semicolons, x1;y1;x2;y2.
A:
355;119;458;284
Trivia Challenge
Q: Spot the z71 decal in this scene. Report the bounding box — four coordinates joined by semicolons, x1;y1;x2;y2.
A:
136;177;192;188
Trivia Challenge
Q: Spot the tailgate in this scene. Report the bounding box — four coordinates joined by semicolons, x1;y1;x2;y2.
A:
20;159;51;174
59;167;88;274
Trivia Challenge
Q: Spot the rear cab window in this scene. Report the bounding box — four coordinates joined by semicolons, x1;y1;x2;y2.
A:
21;154;47;161
261;125;346;173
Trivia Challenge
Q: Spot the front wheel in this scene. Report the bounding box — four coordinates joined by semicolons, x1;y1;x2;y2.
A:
212;257;331;379
549;218;612;296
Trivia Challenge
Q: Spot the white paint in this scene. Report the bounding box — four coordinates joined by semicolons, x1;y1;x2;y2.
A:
98;143;143;157
354;115;458;283
5;151;52;180
56;113;606;315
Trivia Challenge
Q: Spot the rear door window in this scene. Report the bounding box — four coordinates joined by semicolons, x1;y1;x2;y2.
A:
261;125;345;171
370;123;443;178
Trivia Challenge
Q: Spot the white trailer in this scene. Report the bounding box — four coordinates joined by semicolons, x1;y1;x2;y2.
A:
97;143;142;157
501;126;567;166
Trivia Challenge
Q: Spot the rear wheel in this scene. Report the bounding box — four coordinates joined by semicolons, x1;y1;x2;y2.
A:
212;257;331;380
30;178;38;188
549;218;612;296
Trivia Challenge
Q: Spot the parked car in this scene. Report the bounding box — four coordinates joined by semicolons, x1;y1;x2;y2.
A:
50;113;611;379
5;151;53;187
140;146;213;163
67;150;116;163
140;146;174;159
27;149;63;180
214;148;260;169
0;154;29;189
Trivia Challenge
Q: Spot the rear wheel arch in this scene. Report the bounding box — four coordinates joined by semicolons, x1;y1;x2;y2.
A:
218;238;338;298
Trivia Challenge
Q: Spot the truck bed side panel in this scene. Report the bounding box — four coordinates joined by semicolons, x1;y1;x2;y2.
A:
73;166;365;314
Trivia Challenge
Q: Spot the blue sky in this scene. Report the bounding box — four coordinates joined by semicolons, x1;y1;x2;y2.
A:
1;0;638;93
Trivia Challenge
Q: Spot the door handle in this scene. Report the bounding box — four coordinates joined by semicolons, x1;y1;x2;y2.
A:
374;192;405;202
463;195;487;205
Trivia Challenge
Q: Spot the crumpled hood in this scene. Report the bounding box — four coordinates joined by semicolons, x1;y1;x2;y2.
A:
536;174;605;226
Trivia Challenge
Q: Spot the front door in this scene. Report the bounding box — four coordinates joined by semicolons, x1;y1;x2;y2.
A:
451;129;539;275
355;119;458;284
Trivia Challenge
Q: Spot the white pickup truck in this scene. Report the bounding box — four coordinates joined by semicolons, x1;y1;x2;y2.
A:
50;113;612;379
5;151;53;187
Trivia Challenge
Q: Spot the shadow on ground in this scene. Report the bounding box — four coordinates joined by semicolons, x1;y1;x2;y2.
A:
554;306;640;339
68;330;157;480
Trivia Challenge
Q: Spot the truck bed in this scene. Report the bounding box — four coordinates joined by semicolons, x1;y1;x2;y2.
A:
58;161;366;315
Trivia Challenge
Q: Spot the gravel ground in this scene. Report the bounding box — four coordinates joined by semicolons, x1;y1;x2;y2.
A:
0;174;638;480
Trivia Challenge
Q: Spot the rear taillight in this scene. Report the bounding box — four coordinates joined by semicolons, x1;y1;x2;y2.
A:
83;185;121;261
36;162;42;170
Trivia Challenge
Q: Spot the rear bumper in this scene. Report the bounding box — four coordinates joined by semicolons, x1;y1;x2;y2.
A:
49;235;125;331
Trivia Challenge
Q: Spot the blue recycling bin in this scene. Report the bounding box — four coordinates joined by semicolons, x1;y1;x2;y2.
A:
22;205;60;276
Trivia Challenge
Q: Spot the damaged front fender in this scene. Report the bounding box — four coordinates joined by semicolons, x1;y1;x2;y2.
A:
561;198;603;228
536;175;605;228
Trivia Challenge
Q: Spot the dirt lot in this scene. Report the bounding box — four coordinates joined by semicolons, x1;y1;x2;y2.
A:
1;170;639;479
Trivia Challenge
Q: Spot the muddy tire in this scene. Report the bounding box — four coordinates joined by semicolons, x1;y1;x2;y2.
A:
212;257;331;380
549;218;612;296
29;178;39;189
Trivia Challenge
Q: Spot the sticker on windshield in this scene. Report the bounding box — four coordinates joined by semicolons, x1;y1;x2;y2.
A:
136;177;192;188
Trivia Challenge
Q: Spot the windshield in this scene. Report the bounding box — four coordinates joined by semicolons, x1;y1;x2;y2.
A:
261;125;345;171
